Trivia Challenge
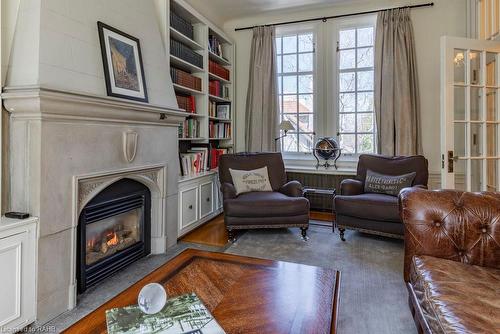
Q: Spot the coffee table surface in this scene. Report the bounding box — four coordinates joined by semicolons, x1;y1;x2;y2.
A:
64;249;341;334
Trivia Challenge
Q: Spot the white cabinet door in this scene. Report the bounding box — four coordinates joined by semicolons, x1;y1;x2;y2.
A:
199;181;214;219
0;227;36;333
179;186;199;232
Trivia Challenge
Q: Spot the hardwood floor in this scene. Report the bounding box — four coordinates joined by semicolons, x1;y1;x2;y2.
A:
180;214;228;247
180;211;334;247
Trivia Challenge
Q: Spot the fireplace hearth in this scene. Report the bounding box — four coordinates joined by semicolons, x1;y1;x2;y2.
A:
77;178;151;293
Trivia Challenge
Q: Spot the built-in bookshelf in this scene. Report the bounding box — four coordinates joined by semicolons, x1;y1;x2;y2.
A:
158;0;234;182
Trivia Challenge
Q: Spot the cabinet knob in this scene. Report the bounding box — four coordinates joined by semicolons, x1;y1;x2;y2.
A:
188;205;193;209
206;197;210;202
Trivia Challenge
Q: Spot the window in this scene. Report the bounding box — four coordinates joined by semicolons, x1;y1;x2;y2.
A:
337;26;376;154
276;32;315;153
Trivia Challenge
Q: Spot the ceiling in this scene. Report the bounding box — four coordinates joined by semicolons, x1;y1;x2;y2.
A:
185;0;355;25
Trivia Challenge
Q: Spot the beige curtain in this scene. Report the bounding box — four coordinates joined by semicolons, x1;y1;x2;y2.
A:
374;8;422;156
245;26;278;152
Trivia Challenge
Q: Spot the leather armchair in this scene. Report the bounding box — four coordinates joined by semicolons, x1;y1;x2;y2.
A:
334;154;428;240
219;152;310;242
399;188;500;334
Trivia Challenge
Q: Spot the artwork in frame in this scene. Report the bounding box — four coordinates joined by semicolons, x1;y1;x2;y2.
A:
97;21;148;102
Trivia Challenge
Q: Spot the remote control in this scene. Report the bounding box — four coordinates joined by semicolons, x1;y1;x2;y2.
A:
5;212;30;219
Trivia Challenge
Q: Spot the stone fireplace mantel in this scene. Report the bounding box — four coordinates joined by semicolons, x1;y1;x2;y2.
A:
2;86;187;126
2;85;183;323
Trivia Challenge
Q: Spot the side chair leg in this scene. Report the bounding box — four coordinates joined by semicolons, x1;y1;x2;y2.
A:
300;227;309;241
338;228;346;242
227;229;236;243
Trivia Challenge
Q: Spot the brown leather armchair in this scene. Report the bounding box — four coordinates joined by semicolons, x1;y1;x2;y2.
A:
399;188;500;334
219;152;309;242
334;154;428;240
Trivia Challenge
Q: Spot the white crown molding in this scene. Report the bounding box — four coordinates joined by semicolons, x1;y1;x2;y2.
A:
1;85;187;127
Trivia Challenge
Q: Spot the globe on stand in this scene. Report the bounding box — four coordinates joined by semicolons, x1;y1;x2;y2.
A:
312;137;342;169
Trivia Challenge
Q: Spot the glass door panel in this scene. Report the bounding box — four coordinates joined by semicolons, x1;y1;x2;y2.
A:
442;37;500;191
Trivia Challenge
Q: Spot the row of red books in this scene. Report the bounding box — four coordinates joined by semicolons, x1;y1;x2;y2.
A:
176;94;196;113
210;148;228;169
209;80;229;98
209;60;230;81
170;67;202;91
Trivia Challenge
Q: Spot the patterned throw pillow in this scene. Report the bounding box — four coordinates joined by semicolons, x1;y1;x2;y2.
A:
364;169;416;196
229;167;273;195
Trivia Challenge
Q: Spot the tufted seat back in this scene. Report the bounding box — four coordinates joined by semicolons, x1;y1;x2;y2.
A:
399;188;500;282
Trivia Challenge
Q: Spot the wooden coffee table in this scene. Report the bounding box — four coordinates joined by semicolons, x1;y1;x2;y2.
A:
64;249;341;334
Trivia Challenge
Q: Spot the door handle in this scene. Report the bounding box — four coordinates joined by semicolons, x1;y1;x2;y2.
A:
447;151;454;173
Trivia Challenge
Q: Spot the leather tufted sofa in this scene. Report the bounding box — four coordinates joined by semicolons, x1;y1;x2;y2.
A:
399;188;500;334
219;152;309;242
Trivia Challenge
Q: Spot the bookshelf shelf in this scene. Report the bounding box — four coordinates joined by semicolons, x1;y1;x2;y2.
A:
209;138;232;140
169;27;204;50
170;55;204;73
209;72;231;84
178;170;218;183
179;137;206;141
209;51;231;66
179;111;206;117
209;117;231;122
208;95;230;103
173;83;204;95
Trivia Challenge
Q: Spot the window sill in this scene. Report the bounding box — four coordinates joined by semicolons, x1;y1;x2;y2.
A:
283;154;357;175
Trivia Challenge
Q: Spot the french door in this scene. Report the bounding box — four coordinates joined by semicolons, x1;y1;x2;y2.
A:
441;37;500;191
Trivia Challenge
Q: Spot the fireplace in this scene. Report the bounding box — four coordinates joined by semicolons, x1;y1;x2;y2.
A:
77;178;151;293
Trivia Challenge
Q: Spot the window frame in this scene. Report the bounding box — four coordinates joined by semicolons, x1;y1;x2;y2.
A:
276;15;377;168
276;23;320;156
333;18;377;156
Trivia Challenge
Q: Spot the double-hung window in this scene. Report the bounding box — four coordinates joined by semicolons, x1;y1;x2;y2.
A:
276;31;315;153
337;26;376;154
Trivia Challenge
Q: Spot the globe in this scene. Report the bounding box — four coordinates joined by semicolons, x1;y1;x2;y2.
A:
313;137;341;169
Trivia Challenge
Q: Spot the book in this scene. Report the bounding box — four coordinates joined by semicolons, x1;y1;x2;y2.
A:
105;293;225;334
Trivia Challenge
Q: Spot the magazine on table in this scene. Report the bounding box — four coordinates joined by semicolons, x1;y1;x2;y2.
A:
105;293;225;334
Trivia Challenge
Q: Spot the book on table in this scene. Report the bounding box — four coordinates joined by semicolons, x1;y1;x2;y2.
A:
105;293;225;334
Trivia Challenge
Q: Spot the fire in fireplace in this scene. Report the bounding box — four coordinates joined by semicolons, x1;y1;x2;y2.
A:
77;178;151;293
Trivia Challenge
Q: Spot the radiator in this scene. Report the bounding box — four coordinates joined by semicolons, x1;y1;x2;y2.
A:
286;172;352;212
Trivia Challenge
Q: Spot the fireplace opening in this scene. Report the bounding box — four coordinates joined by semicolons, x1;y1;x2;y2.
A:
77;178;151;293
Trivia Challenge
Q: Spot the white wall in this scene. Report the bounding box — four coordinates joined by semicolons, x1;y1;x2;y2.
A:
223;0;468;174
6;0;177;108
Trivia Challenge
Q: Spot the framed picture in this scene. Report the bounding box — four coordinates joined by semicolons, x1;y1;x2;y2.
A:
97;21;148;102
216;103;231;120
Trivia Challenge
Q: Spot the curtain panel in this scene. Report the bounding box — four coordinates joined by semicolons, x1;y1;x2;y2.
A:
374;8;422;156
245;26;279;152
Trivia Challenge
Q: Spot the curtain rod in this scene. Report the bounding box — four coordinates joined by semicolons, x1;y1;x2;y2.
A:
234;2;434;31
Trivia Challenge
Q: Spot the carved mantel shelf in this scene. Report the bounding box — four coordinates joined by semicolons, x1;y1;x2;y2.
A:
1;85;186;126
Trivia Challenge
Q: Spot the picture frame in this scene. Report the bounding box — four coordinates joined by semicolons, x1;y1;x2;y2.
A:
216;103;231;120
97;21;148;102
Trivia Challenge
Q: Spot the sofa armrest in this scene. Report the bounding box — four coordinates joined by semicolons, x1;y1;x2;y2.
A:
279;180;304;197
399;187;500;282
340;179;364;196
221;182;237;200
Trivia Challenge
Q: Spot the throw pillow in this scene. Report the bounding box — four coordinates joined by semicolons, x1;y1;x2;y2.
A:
229;167;273;195
364;170;416;196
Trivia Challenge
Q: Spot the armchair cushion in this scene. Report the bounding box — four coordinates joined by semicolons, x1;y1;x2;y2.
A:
224;191;309;219
410;255;500;334
340;179;363;196
279;180;303;197
335;193;400;223
229;166;272;195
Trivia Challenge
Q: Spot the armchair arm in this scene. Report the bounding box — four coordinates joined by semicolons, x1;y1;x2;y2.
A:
399;188;500;282
221;182;237;200
279;180;304;197
340;179;364;196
